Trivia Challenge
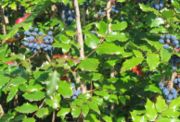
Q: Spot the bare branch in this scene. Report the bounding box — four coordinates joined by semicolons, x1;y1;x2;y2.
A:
74;0;85;59
106;0;113;33
74;0;86;94
0;6;7;34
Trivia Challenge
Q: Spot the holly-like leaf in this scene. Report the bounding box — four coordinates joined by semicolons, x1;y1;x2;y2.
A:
46;71;60;96
23;91;45;102
155;96;168;113
160;48;172;63
58;81;73;98
112;21;128;31
57;108;70;119
96;42;124;55
7;86;18;102
81;104;89;117
145;99;157;121
146;53;160;70
15;103;38;114
22;117;35;122
88;101;100;114
78;58;99;72
36;108;49;118
121;57;143;72
71;105;81;118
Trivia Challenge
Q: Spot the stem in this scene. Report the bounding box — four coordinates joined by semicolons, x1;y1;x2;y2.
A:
106;0;112;33
74;0;85;59
74;0;87;94
169;72;177;89
0;104;4;117
52;111;55;122
0;6;7;34
106;0;116;78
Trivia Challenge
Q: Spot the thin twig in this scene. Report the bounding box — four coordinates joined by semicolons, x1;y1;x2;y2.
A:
106;0;112;33
74;0;87;94
0;104;4;117
74;0;85;59
0;6;7;34
52;111;55;122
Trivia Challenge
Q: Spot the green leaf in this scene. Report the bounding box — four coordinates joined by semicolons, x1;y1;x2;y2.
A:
106;32;128;42
81;104;89;117
22;117;35;122
145;99;157;121
117;0;125;2
96;42;124;55
161;108;180;118
155;96;168;113
11;77;27;86
0;74;10;89
112;21;128;31
88;101;100;114
131;110;146;122
71;105;81;118
150;17;164;27
96;21;107;34
57;108;70;119
169;97;180;111
133;50;143;58
150;27;167;34
78;58;99;72
85;33;99;49
102;116;113;122
46;71;60;96
23;91;45;102
7;86;18;102
146;53;160;70
15;103;38;114
144;84;161;94
121;57;143;72
162;10;174;18
160;48;172;63
36;108;49;118
45;95;61;109
58;81;73;97
157;117;179;122
139;4;159;15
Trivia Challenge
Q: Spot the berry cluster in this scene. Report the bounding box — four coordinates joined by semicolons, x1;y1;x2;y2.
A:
22;27;54;53
61;6;75;25
159;34;179;49
152;0;164;10
173;76;180;89
71;83;81;100
159;82;178;102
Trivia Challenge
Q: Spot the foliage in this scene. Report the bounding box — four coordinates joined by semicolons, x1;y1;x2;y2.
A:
0;0;180;121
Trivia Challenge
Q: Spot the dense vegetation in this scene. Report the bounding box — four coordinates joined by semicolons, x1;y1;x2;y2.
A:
0;0;179;122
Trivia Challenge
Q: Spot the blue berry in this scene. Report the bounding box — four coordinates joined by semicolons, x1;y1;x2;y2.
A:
159;82;164;89
165;34;171;39
34;28;38;32
170;35;176;41
24;31;30;35
48;31;53;35
163;44;170;49
173;40;179;45
39;32;44;35
159;39;164;44
163;88;169;96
